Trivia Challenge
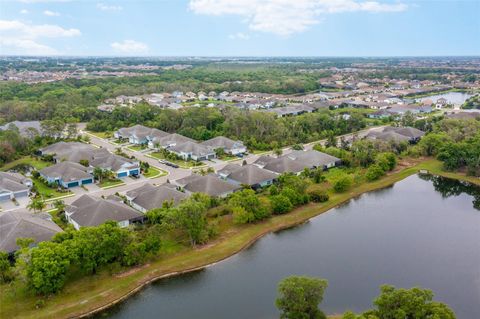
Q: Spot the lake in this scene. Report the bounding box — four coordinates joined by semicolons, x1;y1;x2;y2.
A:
418;92;473;106
97;175;480;319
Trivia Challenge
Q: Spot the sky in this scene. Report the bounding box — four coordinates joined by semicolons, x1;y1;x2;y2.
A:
0;0;479;57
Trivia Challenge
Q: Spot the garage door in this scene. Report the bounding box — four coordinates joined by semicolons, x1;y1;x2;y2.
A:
82;178;93;185
0;192;11;201
68;181;79;188
118;171;128;178
129;169;139;176
14;190;29;198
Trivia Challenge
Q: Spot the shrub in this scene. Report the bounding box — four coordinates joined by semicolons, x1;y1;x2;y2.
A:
375;152;397;171
270;195;293;214
232;206;255;224
308;189;329;203
333;176;352;193
366;164;386;181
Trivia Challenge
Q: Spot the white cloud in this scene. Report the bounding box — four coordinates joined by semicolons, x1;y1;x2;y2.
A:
111;40;149;54
228;32;250;40
97;3;123;11
189;0;408;36
43;10;60;16
0;20;81;38
20;9;29;14
0;38;58;55
0;20;81;55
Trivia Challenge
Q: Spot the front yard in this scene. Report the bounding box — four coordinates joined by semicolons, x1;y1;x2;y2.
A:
149;152;205;168
32;177;72;200
143;166;168;178
99;178;125;189
128;144;148;152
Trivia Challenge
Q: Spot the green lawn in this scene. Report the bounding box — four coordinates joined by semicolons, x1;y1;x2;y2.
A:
217;154;240;161
149;152;205;168
143;166;167;178
33;178;71;200
99;178;125;188
87;131;112;139
0;156;52;171
128;145;147;152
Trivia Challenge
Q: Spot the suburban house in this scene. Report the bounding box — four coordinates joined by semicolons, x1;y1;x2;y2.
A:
0;211;62;253
65;194;144;230
39;161;94;188
366;126;425;143
201;136;247;155
253;155;306;175
114;125;170;145
125;183;188;213
150;133;195;149
0;172;32;202
285;150;341;170
217;164;278;189
174;174;240;198
90;153;140;178
169;141;216;161
0;121;43;138
39;141;108;163
40;141;139;178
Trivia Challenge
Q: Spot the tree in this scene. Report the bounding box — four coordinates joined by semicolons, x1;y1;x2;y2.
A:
232;206;255;224
27;242;71;295
229;189;270;221
270;195;293;214
52;199;65;212
276;276;328;319
0;252;14;283
352;285;456;319
173;198;209;247
27;198;46;213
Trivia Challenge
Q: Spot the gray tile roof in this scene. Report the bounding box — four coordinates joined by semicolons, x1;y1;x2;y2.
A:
117;125;169;140
40;142;108;163
179;174;240;197
220;164;278;186
90;153;138;172
169;141;215;157
286;150;341;169
0;121;43;137
200;136;245;150
253;155;275;167
0;211;62;253
367;126;425;142
0;172;30;193
67;195;143;227
263;156;306;174
130;184;188;210
40;161;92;182
153;133;195;147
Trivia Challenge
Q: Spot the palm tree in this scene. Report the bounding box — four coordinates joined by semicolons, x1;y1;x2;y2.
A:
27;198;46;213
52;199;65;212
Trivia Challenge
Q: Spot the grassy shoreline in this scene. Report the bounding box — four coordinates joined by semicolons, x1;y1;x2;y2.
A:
1;159;477;319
